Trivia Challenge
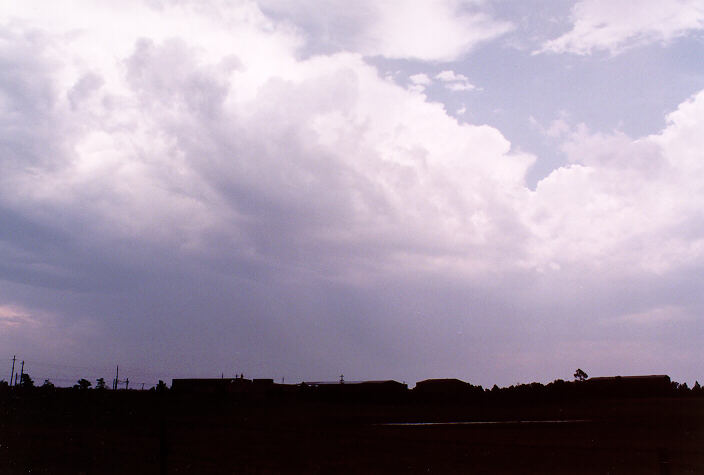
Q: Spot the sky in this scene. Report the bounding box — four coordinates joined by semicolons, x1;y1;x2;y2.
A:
1;0;704;389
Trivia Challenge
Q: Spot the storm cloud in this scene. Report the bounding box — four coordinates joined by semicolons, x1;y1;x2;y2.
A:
1;0;703;387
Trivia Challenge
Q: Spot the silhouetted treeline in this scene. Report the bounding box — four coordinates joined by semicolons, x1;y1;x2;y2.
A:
1;374;702;405
409;376;700;404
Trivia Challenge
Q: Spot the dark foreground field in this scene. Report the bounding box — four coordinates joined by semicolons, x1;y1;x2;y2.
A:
1;391;703;474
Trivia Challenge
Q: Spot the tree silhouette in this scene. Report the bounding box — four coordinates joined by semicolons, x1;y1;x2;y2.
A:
96;378;107;390
19;373;34;388
155;380;168;392
573;369;588;382
74;378;92;390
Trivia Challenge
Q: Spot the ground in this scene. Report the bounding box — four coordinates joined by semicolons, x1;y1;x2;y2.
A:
1;391;702;473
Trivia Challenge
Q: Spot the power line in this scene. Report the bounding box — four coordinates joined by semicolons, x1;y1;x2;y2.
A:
21;359;164;378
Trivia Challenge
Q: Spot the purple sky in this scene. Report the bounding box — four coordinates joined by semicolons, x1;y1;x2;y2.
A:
1;0;704;388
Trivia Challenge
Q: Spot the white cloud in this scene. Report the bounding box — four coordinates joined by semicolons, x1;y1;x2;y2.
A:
539;0;704;55
436;70;469;82
259;0;513;61
445;82;477;92
528;115;571;139
4;0;704;282
545;118;570;138
364;0;512;60
409;73;432;86
0;0;534;286
435;69;477;92
528;89;704;274
407;73;432;93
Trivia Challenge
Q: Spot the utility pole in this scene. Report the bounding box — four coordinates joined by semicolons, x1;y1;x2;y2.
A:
125;378;129;390
9;355;15;387
113;365;119;390
19;361;24;385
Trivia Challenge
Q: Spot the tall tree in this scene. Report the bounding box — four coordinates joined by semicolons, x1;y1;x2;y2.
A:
573;369;588;382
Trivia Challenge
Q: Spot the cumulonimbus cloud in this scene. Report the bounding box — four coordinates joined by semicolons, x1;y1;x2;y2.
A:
3;0;704;285
0;0;534;285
